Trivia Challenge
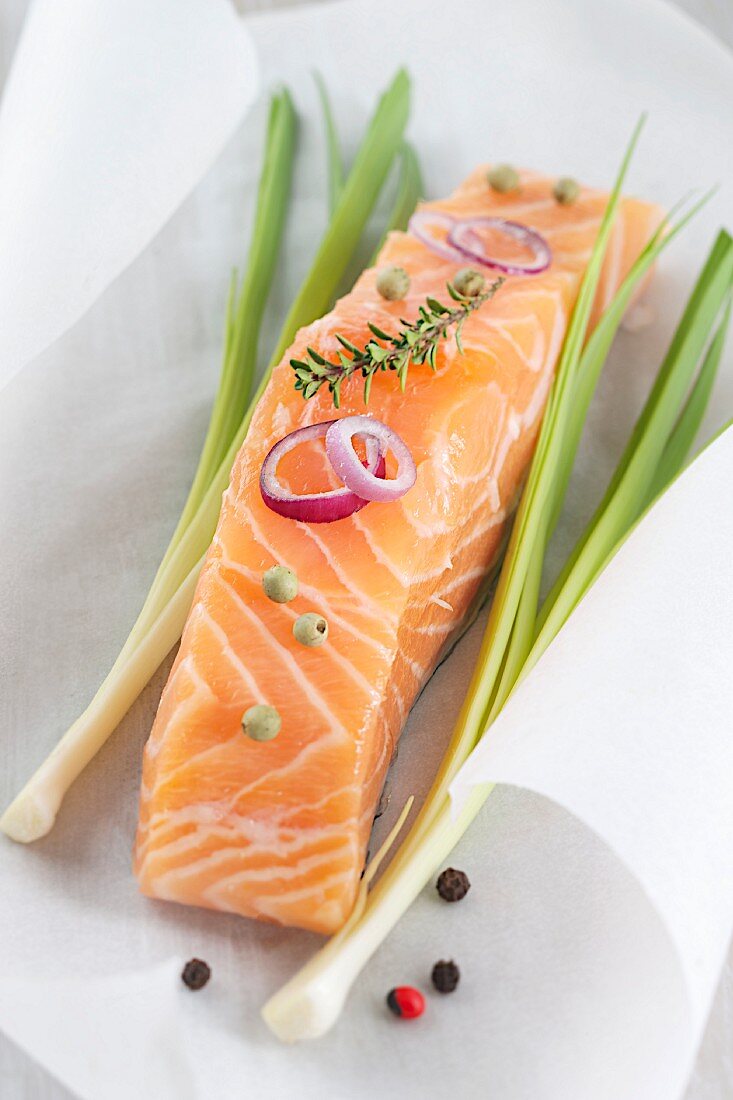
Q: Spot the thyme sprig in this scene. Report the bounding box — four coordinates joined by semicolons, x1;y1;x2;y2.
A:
291;276;505;407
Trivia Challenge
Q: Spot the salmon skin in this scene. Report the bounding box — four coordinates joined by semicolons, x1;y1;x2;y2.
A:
135;168;661;934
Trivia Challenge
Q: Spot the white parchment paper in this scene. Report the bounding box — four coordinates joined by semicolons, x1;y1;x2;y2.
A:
0;0;258;388
451;427;733;1093
0;0;732;1097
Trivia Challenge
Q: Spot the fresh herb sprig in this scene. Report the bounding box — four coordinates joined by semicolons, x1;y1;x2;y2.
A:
291;276;505;406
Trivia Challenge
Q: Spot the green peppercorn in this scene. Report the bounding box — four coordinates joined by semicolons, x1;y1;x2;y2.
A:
376;265;410;301
262;565;298;604
553;177;580;205
293;612;328;648
242;704;281;742
487;164;520;194
452;267;486;298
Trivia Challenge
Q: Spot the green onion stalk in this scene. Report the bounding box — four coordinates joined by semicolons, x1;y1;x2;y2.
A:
1;71;417;843
262;134;732;1041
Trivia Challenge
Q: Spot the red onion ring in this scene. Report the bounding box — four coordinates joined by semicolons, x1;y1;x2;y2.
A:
448;217;552;276
407;210;464;263
260;421;386;523
326;416;416;503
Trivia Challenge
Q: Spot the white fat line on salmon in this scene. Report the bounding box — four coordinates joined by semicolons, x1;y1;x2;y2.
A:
385;647;430;688
465;298;569;348
234;502;398;632
405;618;457;639
261;599;380;702
141;828;354;877
304;425;449;594
404;410;513;542
266;607;380;701
352;393;508;562
152;837;357;899
138;793;361;859
197;605;268;704
398;494;507;585
538;216;609;239
439;563;490;599
136;819;196;859
546;294;570;365
391;651;432;693
405;473;501;538
478;318;548;374
148;649;211;707
142;688;223;766
383;674;410;727
407;399;510;526
217;730;347;817
517;319;566;433
355;726;394;797
498;193;607;220
213;570;375;722
358;803;379;836
476;300;566;444
597;215;627;315
430;596;453;611
269;399;298;443
140;728;246;792
142;654;218;760
174;651;217;697
294;522;401;627
476;308;544;344
212;539;393;660
491;285;566;311
206;846;357;893
155;865;350;914
180;641;258;712
404;567;492;640
348;505;450;587
424;195;557;222
400;528;508;642
551;246;595;269
248;869;357;923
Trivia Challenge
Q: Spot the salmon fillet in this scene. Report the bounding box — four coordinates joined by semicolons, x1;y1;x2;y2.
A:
134;167;661;933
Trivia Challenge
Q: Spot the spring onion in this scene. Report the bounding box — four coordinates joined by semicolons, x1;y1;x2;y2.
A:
1;70;415;843
529;233;733;673
0;89;297;842
262;129;732;1042
314;72;344;216
649;297;731;501
372;142;423;259
166;90;297;554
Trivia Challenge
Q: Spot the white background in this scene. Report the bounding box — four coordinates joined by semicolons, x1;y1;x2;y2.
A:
0;0;731;1097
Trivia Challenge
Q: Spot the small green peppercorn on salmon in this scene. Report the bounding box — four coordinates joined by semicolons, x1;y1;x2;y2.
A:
134;167;661;933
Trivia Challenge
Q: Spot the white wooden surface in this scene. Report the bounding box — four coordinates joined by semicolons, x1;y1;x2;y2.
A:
0;1;730;1097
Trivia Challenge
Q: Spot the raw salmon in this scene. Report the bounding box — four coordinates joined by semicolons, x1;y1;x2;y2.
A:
134;168;661;933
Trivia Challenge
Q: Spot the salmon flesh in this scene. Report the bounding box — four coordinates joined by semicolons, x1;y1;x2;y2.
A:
134;168;661;933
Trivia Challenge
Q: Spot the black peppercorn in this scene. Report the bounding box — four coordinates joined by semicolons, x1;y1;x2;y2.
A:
436;867;471;902
181;958;211;990
431;959;460;993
